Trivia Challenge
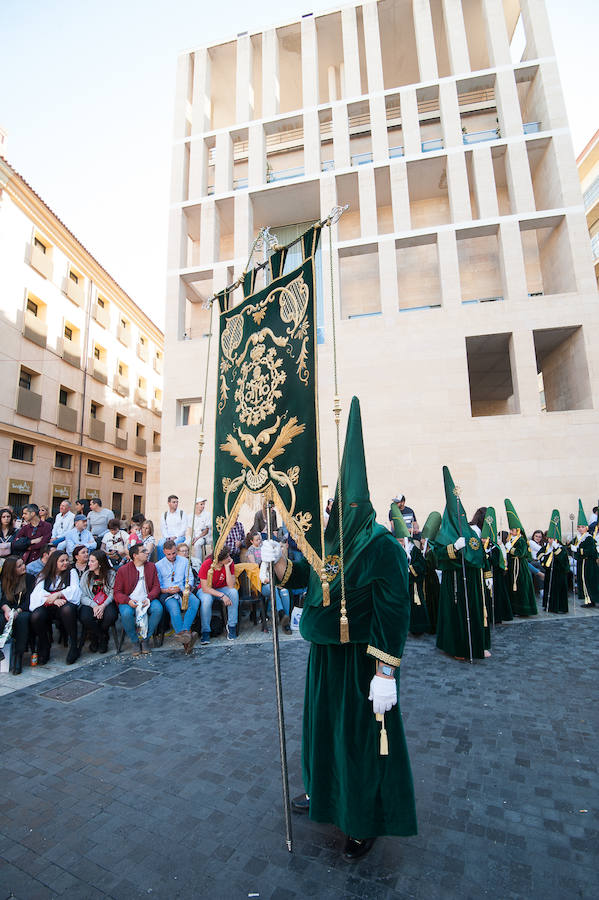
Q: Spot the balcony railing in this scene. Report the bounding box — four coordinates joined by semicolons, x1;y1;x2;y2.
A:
523;121;541;134
267;166;304;183
583;176;599;212
321;160;334;172
16;386;42;420
463;129;498;144
351;152;373;167
389;145;404;159
233;177;248;190
89;418;105;442
57;405;78;433
462;296;504;305
422;138;444;153
23;310;47;348
94;303;109;329
115;428;128;450
29;243;53;280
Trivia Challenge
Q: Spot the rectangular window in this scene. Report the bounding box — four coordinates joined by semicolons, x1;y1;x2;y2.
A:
26;298;38;316
64;325;73;341
116;413;125;429
97;297;105;308
112;492;123;518
87;459;101;476
136;423;144;437
59;389;68;406
94;346;101;359
113;465;124;480
179;399;202;426
8;493;30;515
140;336;145;345
120;318;127;329
55;451;72;469
34;236;46;254
118;364;124;376
90;402;97;418
466;333;520;417
134;470;143;484
133;495;143;515
19;370;32;390
69;270;79;285
11;441;34;462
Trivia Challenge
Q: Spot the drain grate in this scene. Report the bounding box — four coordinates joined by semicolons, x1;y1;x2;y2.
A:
41;680;104;703
104;668;158;688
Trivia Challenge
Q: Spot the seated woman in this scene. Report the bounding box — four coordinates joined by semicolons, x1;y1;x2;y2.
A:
246;533;292;634
79;549;118;653
71;544;89;585
0;507;18;558
140;519;156;559
528;529;546;594
29;551;82;665
0;555;35;674
197;548;239;644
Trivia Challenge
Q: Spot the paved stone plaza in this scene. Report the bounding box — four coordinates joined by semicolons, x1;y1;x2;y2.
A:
0;614;597;900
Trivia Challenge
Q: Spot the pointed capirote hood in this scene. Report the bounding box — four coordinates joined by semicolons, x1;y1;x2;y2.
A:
324;396;377;559
547;509;562;542
421;511;442;543
577;499;588;528
390;502;410;539
481;507;498;543
434;466;484;568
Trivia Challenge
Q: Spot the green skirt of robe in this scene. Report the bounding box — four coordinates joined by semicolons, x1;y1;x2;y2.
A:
409;579;430;635
576;538;599;604
436;567;490;659
302;641;417;839
506;555;538;616
543;549;569;614
423;551;440;634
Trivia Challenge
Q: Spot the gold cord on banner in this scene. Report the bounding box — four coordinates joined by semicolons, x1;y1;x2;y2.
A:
183;301;215;608
327;219;348;643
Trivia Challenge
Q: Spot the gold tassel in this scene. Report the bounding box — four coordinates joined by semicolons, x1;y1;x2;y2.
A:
321;579;330;607
181;585;190;612
339;611;349;643
376;713;389;756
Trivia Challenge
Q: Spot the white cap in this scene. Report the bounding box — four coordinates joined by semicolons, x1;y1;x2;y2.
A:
195;496;207;503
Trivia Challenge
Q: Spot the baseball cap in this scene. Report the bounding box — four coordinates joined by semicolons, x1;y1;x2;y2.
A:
74;514;87;522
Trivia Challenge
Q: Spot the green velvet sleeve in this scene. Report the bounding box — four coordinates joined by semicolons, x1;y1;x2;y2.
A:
278;556;312;591
366;534;410;668
409;546;426;579
509;536;529;560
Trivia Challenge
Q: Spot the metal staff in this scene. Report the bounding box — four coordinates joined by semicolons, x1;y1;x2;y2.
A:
456;494;474;664
544;547;555;614
266;500;293;852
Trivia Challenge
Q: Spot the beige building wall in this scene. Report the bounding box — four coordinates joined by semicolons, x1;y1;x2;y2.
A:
159;0;599;534
0;158;163;520
577;128;599;289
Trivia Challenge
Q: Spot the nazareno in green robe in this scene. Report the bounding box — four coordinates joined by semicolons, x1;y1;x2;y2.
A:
484;544;513;624
540;544;569;613
407;544;429;635
435;543;490;659
422;543;440;634
280;397;417;840
506;536;538;616
571;534;599;605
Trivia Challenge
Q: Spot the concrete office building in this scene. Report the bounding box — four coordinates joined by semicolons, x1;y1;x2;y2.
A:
158;0;598;531
578;129;599;290
0;156;163;519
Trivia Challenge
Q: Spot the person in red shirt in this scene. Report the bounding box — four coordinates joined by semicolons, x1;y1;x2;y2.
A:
198;548;239;644
114;544;163;654
12;504;53;564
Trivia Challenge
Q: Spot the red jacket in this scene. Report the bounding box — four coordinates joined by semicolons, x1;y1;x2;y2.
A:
13;521;53;564
114;560;160;605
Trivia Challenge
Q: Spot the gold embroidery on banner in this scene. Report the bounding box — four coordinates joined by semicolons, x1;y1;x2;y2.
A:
237;417;281;456
447;544;457;560
469;537;480;550
276;272;309;336
279;558;293;587
235;344;286;426
322;554;341;582
366;645;401;667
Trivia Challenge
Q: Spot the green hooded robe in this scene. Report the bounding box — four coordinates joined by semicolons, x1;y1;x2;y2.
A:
504;500;537;617
481;507;512;624
281;397;417;839
391;502;429;635
571;501;599;605
421;511;441;634
433;467;490;660
539;510;569;614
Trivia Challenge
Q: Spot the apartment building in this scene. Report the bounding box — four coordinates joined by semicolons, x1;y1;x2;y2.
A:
577;129;599;289
159;0;598;529
0;156;163;519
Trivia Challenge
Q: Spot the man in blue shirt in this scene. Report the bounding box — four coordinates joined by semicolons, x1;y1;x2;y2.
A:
155;539;199;652
58;514;97;556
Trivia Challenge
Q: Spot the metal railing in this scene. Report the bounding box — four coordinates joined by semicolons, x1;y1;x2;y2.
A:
389;145;404;158
422;138;444;152
583;176;599;211
267;166;304;183
462;296;504;305
233;177;248;190
463;129;499;144
351;151;373;166
523;121;541;134
321;159;334;172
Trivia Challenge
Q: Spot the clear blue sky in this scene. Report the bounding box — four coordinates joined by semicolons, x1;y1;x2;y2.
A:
1;0;596;327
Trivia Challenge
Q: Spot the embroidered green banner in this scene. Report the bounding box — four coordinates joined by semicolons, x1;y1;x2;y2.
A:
212;226;324;573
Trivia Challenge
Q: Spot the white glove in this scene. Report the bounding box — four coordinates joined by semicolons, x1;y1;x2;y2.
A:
485;578;493;592
261;539;282;564
368;674;397;715
454;537;466;551
259;561;270;583
196;536;206;547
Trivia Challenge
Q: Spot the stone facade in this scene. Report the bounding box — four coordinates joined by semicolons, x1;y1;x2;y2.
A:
157;0;598;533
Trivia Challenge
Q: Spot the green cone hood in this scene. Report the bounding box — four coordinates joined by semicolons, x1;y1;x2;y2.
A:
421;511;442;542
434;466;484;568
577;499;588;528
547;509;561;542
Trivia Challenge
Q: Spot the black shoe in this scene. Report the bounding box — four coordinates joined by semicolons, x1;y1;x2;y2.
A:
11;653;23;675
37;652;50;666
342;836;376;861
89;639;99;653
291;793;310;814
98;636;109;653
66;642;80;665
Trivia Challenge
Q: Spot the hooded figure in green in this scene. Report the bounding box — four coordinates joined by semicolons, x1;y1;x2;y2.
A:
269;397;417;845
570;500;599;606
539;510;569;614
433;466;490;660
420;511;442;633
391;502;429;635
504;500;537;617
481;507;512;624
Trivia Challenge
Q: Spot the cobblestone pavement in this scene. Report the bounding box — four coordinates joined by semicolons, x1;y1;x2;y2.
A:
0;616;597;900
